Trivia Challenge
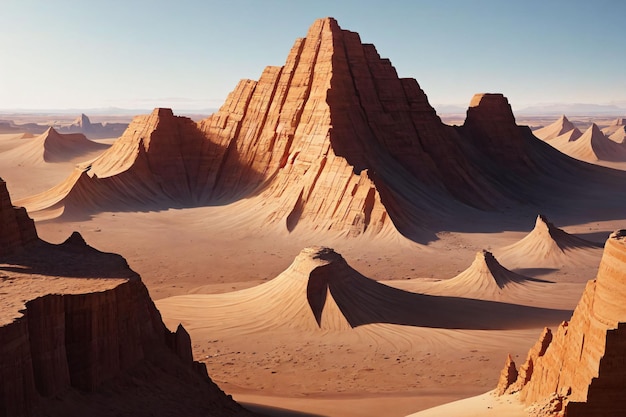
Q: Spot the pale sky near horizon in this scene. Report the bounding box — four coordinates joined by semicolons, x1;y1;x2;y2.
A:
1;0;625;112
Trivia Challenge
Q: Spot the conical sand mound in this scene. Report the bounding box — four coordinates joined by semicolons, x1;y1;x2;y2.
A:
601;117;626;139
496;214;603;269
608;125;626;144
533;115;582;142
156;247;570;335
2;127;108;164
426;250;546;300
551;123;626;163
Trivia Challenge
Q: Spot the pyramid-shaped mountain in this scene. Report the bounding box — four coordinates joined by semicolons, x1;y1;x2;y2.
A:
19;18;626;238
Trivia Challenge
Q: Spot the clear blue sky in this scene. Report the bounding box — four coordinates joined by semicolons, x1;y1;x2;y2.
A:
1;0;624;112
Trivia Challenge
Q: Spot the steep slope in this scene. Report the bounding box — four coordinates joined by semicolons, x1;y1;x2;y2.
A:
533;115;582;142
157;246;570;334
0;178;38;256
0;184;252;417
17;18;626;238
2;127;109;164
414;250;549;302
495;215;603;269
496;230;626;416
601;117;626;140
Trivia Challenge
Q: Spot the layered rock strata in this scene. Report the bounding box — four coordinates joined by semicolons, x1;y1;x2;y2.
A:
18;18;626;238
0;186;250;417
496;230;626;416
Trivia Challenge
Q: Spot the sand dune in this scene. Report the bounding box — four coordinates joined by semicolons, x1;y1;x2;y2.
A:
554;123;626;162
157;246;570;337
495;214;603;271
533;115;582;142
601;117;626;139
1;127;109;164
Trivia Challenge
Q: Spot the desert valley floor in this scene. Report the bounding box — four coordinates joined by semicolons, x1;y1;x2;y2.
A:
2;17;626;417
2;110;625;417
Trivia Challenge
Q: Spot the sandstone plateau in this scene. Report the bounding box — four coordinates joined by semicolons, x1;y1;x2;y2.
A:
16;18;626;240
0;181;251;417
496;230;626;416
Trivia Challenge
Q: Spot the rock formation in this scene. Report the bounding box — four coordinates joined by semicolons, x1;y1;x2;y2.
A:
56;114;128;139
17;18;626;238
496;230;626;416
533;115;582;142
0;184;251;417
0;178;37;256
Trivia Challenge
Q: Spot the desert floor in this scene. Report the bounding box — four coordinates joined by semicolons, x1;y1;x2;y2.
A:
1;114;624;417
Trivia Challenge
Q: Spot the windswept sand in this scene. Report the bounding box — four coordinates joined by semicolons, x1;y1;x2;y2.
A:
2;114;625;416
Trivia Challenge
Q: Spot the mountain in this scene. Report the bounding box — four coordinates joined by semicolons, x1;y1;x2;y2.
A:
518;103;626;116
0;181;251;417
496;230;626;416
17;17;626;240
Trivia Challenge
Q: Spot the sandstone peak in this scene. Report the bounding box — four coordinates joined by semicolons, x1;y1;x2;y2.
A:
610;117;626;126
466;93;516;122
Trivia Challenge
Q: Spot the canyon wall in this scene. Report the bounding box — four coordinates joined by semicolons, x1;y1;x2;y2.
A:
497;230;626;416
0;184;250;417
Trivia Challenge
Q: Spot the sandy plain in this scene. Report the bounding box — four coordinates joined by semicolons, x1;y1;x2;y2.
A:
1;113;625;417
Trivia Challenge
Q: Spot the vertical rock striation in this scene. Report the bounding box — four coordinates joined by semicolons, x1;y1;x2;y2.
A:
496;230;626;416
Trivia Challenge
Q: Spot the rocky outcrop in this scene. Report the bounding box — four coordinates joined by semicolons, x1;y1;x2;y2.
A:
0;178;38;256
0;189;251;416
496;230;626;416
56;114;128;139
496;354;519;396
18;18;626;238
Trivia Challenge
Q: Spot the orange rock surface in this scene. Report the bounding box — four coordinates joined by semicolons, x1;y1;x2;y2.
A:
0;185;251;417
496;230;626;415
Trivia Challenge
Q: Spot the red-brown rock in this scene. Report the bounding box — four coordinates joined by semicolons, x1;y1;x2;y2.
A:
0;186;251;417
496;230;626;416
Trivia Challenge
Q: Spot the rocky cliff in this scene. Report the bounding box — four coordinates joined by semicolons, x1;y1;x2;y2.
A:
0;186;251;417
17;18;626;238
0;178;37;256
496;230;626;416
